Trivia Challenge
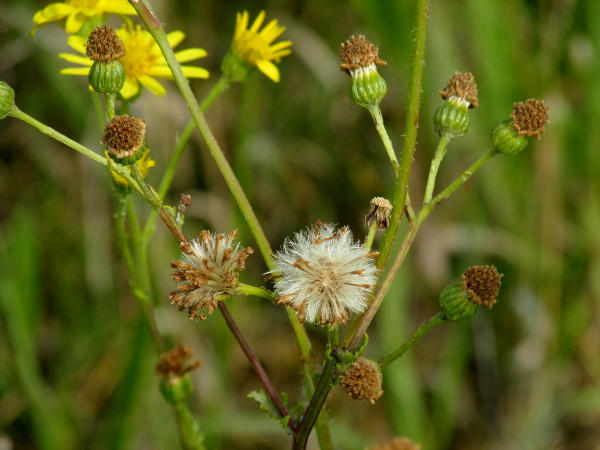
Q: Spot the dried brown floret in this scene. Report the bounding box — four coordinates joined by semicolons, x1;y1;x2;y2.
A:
461;265;503;309
340;35;387;75
86;25;126;62
510;98;550;139
439;72;479;108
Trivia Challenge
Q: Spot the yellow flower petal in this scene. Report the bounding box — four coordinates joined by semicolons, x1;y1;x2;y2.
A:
180;66;210;79
167;31;186;48
120;77;140;99
66;35;87;54
256;59;280;83
65;11;87;34
137;75;166;96
173;48;208;63
59;53;92;65
235;11;249;41
103;0;137;15
60;67;92;75
249;11;266;33
33;3;74;24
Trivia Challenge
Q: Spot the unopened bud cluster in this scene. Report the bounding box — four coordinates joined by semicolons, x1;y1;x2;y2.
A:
86;25;126;93
492;99;549;155
434;72;479;138
340;35;387;109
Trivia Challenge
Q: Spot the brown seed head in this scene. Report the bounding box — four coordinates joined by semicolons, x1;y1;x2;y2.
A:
86;25;126;62
369;437;422;450
365;197;393;230
340;357;383;404
340;35;387;76
461;265;504;309
155;345;202;382
101;115;146;158
510;98;550;139
439;72;479;108
170;231;253;320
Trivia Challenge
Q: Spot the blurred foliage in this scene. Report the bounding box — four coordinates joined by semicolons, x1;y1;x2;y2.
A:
1;0;599;449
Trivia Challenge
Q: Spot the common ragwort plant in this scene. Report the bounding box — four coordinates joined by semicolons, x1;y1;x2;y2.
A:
0;0;550;448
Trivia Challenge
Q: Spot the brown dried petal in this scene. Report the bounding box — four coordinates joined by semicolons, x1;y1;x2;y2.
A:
340;35;387;75
510;98;550;139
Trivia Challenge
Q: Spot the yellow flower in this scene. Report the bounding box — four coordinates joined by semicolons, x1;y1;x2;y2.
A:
59;21;209;99
230;11;292;82
106;148;155;186
32;0;136;35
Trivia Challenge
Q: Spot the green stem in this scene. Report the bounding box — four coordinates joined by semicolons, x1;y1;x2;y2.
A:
375;0;430;273
369;105;399;175
105;92;116;121
236;283;276;301
130;0;315;378
7;106;139;186
379;311;447;368
142;76;231;244
364;220;379;250
294;357;337;449
424;133;451;204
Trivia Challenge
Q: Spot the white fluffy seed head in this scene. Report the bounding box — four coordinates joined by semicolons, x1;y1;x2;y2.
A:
271;222;378;326
170;230;253;320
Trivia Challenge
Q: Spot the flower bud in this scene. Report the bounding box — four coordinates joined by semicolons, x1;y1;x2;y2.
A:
340;35;387;109
85;25;127;94
340;357;383;404
492;99;549;156
439;265;504;322
155;345;202;405
0;81;15;119
433;72;478;138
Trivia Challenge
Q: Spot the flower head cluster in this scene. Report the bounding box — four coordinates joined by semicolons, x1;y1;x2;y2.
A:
271;222;378;327
85;24;125;62
170;231;253;321
340;357;383;404
32;0;136;36
59;20;209;99
491;98;549;155
460;265;503;309
225;11;293;83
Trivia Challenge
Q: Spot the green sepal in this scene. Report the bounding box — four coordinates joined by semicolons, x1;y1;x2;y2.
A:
159;373;194;405
89;60;126;94
349;67;387;109
491;119;528;156
107;142;146;165
0;81;15;119
439;283;478;323
221;50;254;84
433;98;470;138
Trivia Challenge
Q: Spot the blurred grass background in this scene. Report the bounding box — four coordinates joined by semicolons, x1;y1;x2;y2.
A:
0;0;599;449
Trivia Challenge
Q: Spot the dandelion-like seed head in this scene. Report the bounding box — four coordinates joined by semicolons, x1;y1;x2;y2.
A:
101;114;146;159
461;265;503;309
86;25;125;62
510;98;550;139
340;35;387;77
340;357;383;404
438;72;479;108
271;222;378;327
170;231;253;321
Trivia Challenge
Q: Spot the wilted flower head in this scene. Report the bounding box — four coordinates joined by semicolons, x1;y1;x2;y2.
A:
271;221;378;327
438;72;479;108
101;114;146;159
340;35;387;76
340;357;383;404
170;231;253;321
461;265;503;309
365;197;393;230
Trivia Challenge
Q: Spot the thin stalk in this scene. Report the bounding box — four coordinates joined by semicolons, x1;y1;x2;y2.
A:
236;283;276;301
105;92;116;121
375;0;430;272
142;76;231;244
369;105;399;175
364;220;379;250
379;311;446;368
217;302;298;434
130;0;315;377
424;133;451;204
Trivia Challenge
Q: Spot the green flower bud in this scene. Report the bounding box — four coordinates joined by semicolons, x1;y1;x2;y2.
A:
439;283;478;322
439;265;504;322
340;35;388;109
85;25;126;94
433;99;470;138
221;49;254;84
89;60;127;93
0;81;16;119
349;66;387;109
492;99;549;156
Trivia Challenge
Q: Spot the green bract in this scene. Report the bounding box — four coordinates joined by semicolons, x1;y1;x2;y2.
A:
439;283;478;322
89;60;127;94
491;119;528;156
